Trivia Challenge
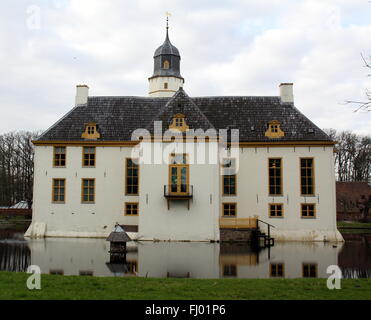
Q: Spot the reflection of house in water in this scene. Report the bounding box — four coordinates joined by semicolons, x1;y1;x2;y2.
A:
26;239;343;278
0;241;30;272
302;263;318;278
270;263;284;277
218;242;342;279
106;247;139;277
219;243;258;278
0;228;31;273
138;242;220;279
338;234;371;278
167;271;190;278
28;238;116;277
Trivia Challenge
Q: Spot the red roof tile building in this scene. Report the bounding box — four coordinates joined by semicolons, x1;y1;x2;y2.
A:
336;182;371;221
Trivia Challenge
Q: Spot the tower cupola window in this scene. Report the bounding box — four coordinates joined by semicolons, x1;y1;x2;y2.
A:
163;60;170;69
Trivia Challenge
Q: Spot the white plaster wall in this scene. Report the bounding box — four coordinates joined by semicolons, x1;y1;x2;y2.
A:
148;76;184;97
138;142;220;241
224;146;342;241
27;143;341;242
27;145;138;238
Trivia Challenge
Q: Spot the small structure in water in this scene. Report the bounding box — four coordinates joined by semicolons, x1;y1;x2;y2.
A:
106;224;131;255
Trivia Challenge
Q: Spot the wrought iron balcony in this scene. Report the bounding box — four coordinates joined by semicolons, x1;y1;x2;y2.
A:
164;185;193;210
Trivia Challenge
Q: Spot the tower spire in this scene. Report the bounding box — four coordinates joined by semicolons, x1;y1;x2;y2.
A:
165;12;171;39
149;14;184;97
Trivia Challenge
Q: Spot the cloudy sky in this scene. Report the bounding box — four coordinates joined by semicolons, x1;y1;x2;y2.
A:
1;0;370;135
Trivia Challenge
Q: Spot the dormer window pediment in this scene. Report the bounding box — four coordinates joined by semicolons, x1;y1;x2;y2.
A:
265;120;284;138
81;122;101;140
169;114;189;132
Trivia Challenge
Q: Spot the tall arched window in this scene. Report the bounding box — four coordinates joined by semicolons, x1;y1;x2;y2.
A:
163;60;170;69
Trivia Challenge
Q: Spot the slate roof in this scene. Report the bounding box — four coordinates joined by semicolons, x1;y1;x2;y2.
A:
37;88;332;143
106;232;131;242
151;27;183;79
145;88;215;133
154;29;180;57
106;225;132;242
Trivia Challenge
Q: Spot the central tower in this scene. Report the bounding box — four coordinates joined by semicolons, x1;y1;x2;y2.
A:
148;18;184;97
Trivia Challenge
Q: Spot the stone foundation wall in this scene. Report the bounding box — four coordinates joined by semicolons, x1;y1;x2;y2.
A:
220;228;253;242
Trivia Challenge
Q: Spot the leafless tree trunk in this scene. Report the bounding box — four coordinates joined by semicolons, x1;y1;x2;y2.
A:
346;53;371;112
0;131;40;209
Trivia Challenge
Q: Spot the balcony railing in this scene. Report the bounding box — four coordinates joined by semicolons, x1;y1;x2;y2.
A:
164;185;193;198
164;185;193;210
219;217;258;229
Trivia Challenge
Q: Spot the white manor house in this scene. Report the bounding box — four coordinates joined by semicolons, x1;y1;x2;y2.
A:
26;24;343;243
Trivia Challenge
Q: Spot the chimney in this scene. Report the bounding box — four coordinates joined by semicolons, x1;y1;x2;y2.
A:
75;85;89;105
279;83;294;103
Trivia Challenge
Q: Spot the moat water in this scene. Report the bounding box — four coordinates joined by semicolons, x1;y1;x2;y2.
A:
0;223;370;278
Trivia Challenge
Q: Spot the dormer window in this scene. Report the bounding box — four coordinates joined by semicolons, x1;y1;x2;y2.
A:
81;122;101;140
175;118;183;127
163;60;170;69
265;120;284;138
88;126;95;134
271;124;278;133
169;114;189;132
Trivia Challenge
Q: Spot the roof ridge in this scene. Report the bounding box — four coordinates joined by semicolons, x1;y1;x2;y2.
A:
88;95;281;99
88;96;170;100
192;95;280;99
145;88;215;131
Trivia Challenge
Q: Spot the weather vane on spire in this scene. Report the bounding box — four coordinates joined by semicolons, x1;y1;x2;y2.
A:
165;11;171;30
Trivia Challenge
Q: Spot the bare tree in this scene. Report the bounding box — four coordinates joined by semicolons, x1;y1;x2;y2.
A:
346;53;371;112
325;129;371;182
0;131;40;208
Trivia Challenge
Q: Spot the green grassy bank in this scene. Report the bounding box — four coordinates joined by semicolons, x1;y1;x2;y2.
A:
337;221;371;229
337;221;371;233
0;271;370;300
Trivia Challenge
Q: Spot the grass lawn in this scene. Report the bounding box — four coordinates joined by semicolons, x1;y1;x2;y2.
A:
0;218;30;229
337;221;371;230
0;271;370;300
